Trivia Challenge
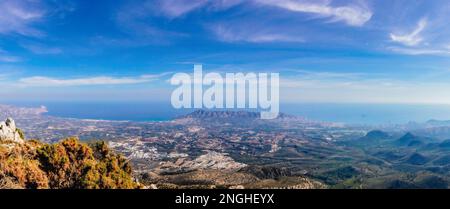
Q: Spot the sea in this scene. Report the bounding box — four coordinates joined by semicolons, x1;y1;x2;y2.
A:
4;101;450;125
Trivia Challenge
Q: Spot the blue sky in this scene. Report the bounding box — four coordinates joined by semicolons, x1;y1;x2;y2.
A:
1;0;450;104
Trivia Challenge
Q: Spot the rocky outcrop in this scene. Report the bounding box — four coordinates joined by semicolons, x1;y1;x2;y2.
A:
0;118;24;144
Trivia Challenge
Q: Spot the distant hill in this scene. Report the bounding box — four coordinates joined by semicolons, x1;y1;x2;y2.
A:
439;139;450;148
404;153;430;165
415;175;449;189
369;174;449;189
373;150;406;161
317;166;361;185
432;155;450;166
407;140;425;147
345;130;391;147
364;130;390;140
395;132;434;146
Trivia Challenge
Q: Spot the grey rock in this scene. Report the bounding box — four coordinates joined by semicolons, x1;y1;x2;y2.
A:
0;118;24;144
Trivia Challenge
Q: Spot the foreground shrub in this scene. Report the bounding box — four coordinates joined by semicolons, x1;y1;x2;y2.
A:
0;141;48;189
0;138;139;189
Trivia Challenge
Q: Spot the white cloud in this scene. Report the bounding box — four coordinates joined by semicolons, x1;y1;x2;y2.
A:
0;55;22;63
211;23;304;43
21;43;62;55
18;73;169;87
153;0;246;18
255;0;372;26
144;0;372;27
293;69;367;80
156;0;209;18
209;0;244;10
208;0;373;43
387;46;450;56
0;48;22;63
115;1;190;45
152;0;373;26
247;34;304;43
390;18;427;46
0;0;46;37
117;0;374;45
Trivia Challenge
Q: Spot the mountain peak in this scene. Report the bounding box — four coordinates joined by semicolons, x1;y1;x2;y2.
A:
396;132;425;146
365;130;389;139
402;132;415;138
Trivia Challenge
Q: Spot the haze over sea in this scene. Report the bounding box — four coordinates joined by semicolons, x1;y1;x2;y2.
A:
4;101;450;125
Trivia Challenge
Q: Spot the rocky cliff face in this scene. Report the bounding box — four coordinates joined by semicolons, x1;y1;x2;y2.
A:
0;118;24;144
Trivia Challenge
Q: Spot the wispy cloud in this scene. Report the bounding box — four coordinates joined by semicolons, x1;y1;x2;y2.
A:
148;0;372;27
210;23;304;43
390;18;427;46
387;46;450;56
0;48;21;63
204;0;373;43
119;0;372;45
292;69;368;80
0;55;21;63
21;43;63;55
255;0;372;27
151;0;245;18
387;17;450;56
114;1;189;45
18;73;170;87
156;0;209;18
0;0;46;37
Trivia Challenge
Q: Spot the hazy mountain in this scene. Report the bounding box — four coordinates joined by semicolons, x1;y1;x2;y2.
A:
432;155;450;166
404;153;430;165
439;140;450;148
396;133;430;146
344;130;391;147
364;130;390;139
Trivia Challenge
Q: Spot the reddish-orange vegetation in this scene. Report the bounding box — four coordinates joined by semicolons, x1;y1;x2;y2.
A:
0;138;140;189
